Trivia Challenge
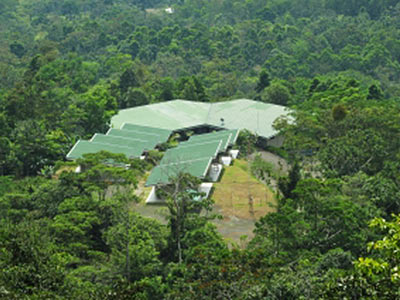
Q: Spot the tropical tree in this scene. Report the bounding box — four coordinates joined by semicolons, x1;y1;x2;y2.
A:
325;214;400;299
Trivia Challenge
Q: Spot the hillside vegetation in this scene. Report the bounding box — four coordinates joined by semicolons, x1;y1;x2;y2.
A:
1;0;400;298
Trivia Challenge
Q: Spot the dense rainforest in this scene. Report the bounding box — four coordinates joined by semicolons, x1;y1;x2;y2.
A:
1;0;400;298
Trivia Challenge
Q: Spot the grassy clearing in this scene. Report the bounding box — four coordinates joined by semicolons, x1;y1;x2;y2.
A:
129;159;276;243
212;159;276;220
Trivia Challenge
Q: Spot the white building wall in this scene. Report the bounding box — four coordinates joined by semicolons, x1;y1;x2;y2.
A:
145;186;164;204
208;163;223;182
199;183;213;199
229;149;240;159
220;156;232;166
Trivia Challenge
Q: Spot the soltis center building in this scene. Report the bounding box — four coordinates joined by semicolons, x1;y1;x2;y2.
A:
66;99;290;202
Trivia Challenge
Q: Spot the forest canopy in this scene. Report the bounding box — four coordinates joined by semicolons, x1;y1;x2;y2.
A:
1;0;400;298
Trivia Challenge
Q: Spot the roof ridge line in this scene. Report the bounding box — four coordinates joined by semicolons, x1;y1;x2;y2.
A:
202;157;213;178
205;102;213;124
66;140;81;159
159;156;212;166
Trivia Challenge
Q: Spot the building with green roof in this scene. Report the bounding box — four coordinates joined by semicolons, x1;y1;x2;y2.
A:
146;157;213;186
66;99;289;202
111;99;289;139
161;140;222;165
90;134;157;150
66;125;171;161
66;140;144;160
106;128;169;145
186;129;239;148
121;123;172;138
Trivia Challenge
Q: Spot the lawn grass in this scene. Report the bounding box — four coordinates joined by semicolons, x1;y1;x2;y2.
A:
129;159;276;243
212;159;276;220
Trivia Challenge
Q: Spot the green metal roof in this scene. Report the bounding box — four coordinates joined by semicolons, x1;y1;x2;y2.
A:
146;139;222;186
113;100;211;131
180;131;232;151
205;100;285;138
107;128;167;144
161;140;221;165
90;134;157;150
179;136;230;152
145;157;213;186
189;129;240;146
111;99;290;139
66;140;144;160
121;123;172;138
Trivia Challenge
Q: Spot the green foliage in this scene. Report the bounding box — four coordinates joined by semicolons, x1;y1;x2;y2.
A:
176;76;210;102
77;84;117;135
325;215;400;299
105;213;163;282
146;150;164;166
278;78;400;177
367;84;384;100
121;87;149;108
236;129;258;157
251;154;275;182
261;81;292;106
278;161;301;199
0;151;170;297
0;220;70;298
255;69;271;93
119;68;139;94
0;0;400;298
165;247;253;300
9;42;26;58
8;120;70;176
253;177;376;260
331;104;347;121
153;171;222;273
